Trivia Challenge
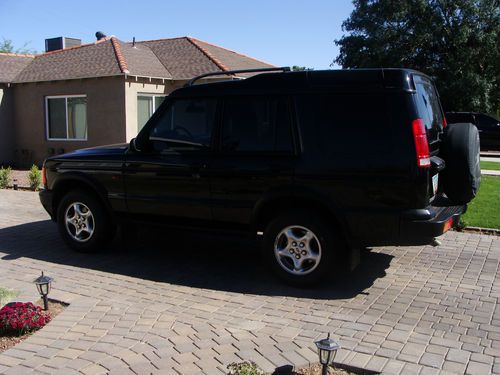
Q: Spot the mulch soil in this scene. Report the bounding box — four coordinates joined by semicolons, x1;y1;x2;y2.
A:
294;363;361;374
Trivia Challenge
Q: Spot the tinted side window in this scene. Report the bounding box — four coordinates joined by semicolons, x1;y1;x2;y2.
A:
149;98;216;150
295;93;389;157
221;96;292;152
477;114;499;129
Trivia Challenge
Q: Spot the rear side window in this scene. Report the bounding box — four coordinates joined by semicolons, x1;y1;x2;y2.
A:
221;96;293;152
413;75;444;133
294;93;389;157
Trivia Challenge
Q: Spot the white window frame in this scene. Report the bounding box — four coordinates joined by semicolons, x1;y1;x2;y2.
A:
45;95;88;141
137;94;167;132
137;94;166;113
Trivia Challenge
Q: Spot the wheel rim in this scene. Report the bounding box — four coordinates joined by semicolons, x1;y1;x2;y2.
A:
274;225;322;276
64;202;95;243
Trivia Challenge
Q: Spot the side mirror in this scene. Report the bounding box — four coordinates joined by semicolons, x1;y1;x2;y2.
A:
130;138;141;152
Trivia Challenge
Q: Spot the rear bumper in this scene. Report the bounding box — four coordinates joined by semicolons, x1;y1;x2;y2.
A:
39;189;55;220
399;197;466;244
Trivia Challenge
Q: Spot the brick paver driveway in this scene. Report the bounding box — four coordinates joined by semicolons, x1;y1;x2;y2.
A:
0;190;499;375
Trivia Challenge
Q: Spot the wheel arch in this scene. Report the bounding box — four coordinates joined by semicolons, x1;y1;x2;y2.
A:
251;190;353;247
51;173;114;223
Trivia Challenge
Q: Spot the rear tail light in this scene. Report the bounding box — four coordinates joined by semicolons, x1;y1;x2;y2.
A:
412;118;431;168
443;218;453;233
442;117;447;128
42;163;47;187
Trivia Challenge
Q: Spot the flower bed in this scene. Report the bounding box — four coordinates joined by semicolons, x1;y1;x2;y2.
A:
0;302;51;336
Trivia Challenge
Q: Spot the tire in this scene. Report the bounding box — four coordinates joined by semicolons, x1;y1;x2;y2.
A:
263;212;344;286
56;190;115;253
440;122;481;204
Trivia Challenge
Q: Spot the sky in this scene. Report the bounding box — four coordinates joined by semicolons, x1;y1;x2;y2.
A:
0;0;354;69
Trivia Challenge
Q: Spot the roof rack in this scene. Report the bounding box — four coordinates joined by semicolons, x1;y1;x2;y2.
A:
186;66;291;87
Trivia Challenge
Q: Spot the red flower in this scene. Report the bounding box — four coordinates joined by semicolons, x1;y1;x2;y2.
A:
0;302;51;336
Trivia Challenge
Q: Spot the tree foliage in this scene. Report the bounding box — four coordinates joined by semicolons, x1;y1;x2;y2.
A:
335;0;499;115
0;38;36;54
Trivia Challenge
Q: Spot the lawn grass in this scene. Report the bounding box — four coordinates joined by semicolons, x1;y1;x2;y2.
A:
0;287;16;307
481;161;500;171
461;176;500;229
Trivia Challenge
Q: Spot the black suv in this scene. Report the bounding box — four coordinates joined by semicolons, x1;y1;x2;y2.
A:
446;112;500;151
39;68;481;285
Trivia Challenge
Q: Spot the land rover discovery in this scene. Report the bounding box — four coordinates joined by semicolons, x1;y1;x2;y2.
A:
39;67;481;285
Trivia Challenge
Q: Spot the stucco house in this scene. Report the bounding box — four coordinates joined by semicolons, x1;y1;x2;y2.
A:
0;35;274;166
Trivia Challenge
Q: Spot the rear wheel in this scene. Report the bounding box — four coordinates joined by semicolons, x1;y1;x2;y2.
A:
263;212;343;286
57;190;115;252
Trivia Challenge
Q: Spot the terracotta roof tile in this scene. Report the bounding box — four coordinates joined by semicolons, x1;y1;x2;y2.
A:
189;37;275;71
138;38;222;80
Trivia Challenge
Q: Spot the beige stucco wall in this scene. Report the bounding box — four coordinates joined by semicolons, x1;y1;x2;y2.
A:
13;76;126;166
0;85;15;164
124;78;186;141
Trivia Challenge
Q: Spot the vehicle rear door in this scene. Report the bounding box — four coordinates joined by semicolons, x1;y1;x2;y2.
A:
210;95;295;225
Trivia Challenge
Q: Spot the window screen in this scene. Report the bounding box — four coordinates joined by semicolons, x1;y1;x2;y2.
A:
137;95;166;132
46;96;87;140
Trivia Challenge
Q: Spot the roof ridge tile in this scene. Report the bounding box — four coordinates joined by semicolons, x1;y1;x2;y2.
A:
0;52;35;58
110;37;129;74
188;37;275;67
187;37;228;72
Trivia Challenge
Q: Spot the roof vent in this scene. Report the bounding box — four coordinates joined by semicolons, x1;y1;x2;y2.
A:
95;31;107;41
45;37;81;52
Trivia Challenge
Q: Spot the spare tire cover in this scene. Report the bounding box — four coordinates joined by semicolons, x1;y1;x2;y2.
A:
440;122;481;204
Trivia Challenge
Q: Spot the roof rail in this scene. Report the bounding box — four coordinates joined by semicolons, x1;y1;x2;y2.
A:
186;66;291;87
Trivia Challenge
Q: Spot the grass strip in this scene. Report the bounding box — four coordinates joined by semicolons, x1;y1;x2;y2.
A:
481;161;500;171
461;175;500;229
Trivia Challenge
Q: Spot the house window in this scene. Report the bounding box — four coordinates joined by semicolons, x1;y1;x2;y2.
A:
137;95;166;131
45;96;87;140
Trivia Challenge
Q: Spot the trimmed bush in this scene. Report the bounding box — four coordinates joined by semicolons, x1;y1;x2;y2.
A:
0;166;12;188
28;164;42;191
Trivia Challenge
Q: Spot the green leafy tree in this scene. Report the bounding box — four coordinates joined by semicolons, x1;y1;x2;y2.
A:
335;0;499;115
291;66;314;71
0;38;36;54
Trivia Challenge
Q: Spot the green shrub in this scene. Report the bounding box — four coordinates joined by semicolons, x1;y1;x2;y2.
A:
0;287;16;307
0;166;12;188
227;361;262;375
28;164;42;191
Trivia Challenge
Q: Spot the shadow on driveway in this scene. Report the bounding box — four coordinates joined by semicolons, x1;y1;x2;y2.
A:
0;220;393;300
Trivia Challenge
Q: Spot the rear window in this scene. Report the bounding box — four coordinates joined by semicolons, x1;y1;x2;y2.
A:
294;93;390;157
413;75;443;140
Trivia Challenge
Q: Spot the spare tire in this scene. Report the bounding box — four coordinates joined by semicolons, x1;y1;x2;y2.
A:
440;122;481;204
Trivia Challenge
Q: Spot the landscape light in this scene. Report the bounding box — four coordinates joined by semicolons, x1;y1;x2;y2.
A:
314;333;340;375
34;271;53;311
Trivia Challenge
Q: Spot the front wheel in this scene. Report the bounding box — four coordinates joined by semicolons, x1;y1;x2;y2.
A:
57;190;115;253
263;213;343;286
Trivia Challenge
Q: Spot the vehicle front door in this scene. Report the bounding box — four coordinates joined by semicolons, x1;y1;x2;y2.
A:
124;97;217;222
